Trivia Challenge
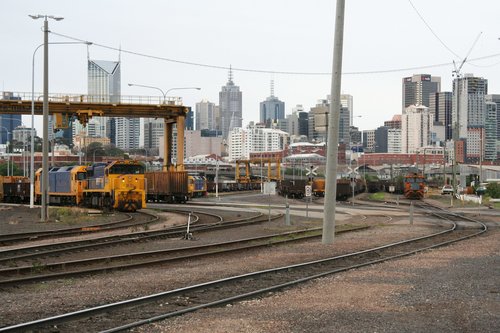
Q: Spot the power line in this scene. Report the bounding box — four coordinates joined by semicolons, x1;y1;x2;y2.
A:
407;0;461;59
50;31;500;76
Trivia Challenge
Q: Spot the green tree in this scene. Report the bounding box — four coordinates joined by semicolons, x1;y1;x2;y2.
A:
486;183;500;199
103;144;125;158
0;162;23;176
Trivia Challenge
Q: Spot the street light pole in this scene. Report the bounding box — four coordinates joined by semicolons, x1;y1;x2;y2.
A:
30;14;64;222
30;41;91;209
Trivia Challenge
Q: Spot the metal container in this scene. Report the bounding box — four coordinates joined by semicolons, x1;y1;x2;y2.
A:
146;171;188;203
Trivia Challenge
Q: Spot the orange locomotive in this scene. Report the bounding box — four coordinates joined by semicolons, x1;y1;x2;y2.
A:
403;173;425;200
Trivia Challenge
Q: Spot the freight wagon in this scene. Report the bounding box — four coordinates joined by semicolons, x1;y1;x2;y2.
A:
277;178;365;201
336;178;365;200
145;171;188;203
277;179;308;199
0;176;30;203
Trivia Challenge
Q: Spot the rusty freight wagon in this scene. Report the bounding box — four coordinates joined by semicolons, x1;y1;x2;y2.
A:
0;176;30;203
145;171;189;203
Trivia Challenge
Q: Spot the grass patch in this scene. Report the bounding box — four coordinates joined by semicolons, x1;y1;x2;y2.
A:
368;192;386;201
50;207;91;224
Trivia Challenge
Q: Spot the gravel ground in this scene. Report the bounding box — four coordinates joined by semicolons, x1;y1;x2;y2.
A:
0;195;498;332
136;230;499;333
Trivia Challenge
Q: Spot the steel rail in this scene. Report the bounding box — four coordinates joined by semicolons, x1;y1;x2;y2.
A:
0;210;268;266
1;211;486;333
0;210;157;245
0;224;368;286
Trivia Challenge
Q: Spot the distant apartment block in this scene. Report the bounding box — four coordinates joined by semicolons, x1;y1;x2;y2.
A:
227;124;289;161
402;105;434;154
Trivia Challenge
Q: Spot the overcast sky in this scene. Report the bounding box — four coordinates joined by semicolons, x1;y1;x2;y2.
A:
2;0;499;138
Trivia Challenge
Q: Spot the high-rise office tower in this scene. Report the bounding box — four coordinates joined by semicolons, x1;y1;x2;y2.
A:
402;74;441;111
87;59;139;150
115;117;140;150
484;102;497;162
195;100;217;131
143;118;164;153
0;92;22;144
87;60;121;140
340;94;354;126
429;92;452;140
259;80;285;125
452;74;488;140
485;94;500;141
219;67;242;139
308;98;349;145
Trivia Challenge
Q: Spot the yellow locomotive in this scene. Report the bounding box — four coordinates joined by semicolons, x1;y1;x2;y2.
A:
188;175;207;198
83;160;146;212
34;160;146;212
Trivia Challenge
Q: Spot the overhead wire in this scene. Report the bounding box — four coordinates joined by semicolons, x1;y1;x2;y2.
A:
407;0;461;59
50;31;500;76
407;0;500;68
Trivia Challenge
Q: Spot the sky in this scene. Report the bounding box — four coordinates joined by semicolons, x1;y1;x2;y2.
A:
1;0;499;139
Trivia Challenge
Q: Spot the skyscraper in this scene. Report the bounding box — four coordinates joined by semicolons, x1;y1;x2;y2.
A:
0;92;22;144
195;100;217;131
484;102;497;162
308;98;350;145
259;81;285;125
485;94;500;141
87;60;121;140
452;74;488;140
87;59;140;150
143;118;164;154
402;105;434;153
219;67;242;139
340;94;354;126
402;74;441;111
429;92;452;140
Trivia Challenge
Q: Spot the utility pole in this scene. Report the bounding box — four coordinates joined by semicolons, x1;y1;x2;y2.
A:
323;0;345;244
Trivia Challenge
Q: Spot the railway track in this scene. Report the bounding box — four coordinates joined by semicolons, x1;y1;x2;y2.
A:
0;202;488;332
0;211;156;246
0;224;368;287
0;209;268;267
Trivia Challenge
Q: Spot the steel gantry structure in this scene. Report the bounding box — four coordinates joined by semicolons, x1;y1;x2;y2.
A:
0;93;190;171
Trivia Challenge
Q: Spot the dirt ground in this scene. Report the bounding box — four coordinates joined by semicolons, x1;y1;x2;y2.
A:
0;195;498;332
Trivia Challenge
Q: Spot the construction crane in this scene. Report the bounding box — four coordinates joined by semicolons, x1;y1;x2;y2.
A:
451;31;482;142
452;32;482;78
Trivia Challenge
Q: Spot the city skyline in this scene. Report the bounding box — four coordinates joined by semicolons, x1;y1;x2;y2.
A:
1;0;499;139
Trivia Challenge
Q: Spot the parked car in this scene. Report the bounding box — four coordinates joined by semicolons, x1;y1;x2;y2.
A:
441;184;454;195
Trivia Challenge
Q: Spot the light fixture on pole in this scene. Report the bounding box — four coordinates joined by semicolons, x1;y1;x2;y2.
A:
127;83;201;104
30;14;64;222
30;40;91;209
